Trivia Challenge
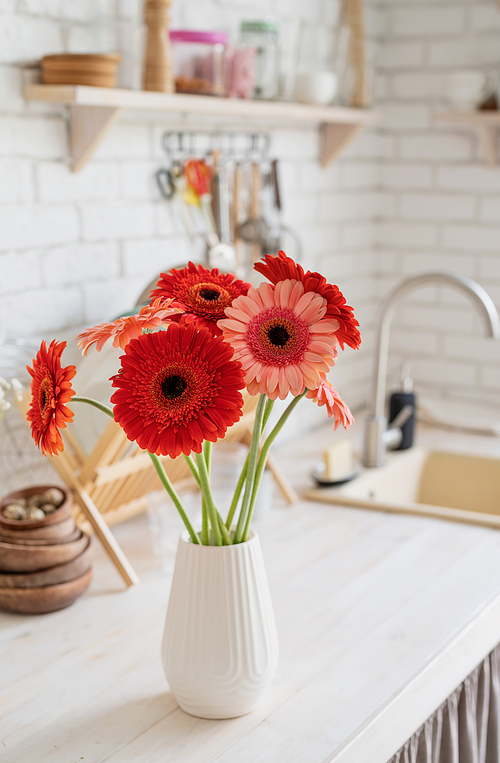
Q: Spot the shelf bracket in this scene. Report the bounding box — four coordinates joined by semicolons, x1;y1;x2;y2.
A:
320;122;363;167
69;105;123;172
476;125;498;167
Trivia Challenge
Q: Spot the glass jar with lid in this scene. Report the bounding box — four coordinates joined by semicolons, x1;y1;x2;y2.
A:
239;21;279;100
169;30;227;96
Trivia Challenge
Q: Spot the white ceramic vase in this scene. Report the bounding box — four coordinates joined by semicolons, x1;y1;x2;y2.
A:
162;529;279;719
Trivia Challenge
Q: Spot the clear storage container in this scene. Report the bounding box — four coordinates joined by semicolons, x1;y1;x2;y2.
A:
169;30;227;96
239;21;279;100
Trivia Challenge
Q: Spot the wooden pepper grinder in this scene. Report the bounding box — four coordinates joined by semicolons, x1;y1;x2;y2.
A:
341;0;368;107
143;0;175;92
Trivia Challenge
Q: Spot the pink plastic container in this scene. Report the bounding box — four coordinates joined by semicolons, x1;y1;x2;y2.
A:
170;30;227;96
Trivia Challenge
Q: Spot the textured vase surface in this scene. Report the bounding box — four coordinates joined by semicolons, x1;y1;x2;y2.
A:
162;530;279;719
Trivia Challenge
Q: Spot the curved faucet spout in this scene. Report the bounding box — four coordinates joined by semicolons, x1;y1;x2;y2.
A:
364;271;500;468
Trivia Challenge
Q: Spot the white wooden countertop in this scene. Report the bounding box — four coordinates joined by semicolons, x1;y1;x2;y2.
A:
3;420;500;763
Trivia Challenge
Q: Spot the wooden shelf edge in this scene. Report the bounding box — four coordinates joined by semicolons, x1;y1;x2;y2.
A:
24;84;375;126
437;111;500;125
24;84;376;171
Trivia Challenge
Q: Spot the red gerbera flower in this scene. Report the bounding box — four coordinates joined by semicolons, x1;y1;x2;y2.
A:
110;324;246;459
254;251;361;350
26;340;76;457
149;262;251;337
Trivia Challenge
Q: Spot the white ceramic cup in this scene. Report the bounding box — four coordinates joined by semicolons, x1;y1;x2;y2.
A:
448;70;494;111
294;71;338;106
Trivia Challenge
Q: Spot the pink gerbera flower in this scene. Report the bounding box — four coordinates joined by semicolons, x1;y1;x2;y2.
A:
218;280;339;400
76;298;181;355
254;250;361;351
306;381;354;431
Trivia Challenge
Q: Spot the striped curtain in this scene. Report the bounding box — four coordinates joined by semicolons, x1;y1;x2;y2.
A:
388;645;500;763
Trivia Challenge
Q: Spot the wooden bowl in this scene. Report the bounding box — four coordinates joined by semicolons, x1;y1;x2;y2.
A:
41;71;117;87
0;568;92;614
41;53;121;88
0;530;88;573
0;538;92;589
42;53;121;71
0;528;81;546
0;516;75;541
0;485;72;530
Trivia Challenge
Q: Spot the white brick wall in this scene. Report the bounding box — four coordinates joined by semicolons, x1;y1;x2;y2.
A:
6;0;500;423
378;0;500;410
0;0;384;421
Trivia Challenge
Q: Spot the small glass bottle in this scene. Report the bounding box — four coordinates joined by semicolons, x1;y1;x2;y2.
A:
239;21;279;100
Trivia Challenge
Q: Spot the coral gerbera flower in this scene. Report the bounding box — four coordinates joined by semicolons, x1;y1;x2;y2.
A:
110;324;245;459
26;340;76;457
254;250;361;351
149;262;251;337
76;298;180;355
306;381;354;431
218;280;339;401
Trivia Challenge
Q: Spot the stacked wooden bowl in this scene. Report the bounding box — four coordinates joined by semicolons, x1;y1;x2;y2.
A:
0;486;92;614
41;54;121;88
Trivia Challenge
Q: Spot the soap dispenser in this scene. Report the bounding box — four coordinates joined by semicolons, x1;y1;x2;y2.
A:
389;361;416;450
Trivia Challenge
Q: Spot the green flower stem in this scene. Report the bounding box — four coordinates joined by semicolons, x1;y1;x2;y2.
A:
225;399;273;531
217;511;232;545
202;442;213;545
262;397;275;432
201;498;210;546
72;397;201;545
72;396;114;419
195;451;222;546
225;454;248;530
233;394;267;544
183;454;201;488
242;392;306;542
182;455;211;545
148;452;201;545
204;440;212;474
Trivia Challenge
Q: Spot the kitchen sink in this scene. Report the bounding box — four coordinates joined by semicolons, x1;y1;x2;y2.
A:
305;448;500;529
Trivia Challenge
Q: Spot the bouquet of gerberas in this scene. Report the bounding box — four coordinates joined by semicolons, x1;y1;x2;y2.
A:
25;251;360;547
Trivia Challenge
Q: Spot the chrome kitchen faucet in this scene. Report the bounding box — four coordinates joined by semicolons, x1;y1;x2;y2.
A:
363;272;500;468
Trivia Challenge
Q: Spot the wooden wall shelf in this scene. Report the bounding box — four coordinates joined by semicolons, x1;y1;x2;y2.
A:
437;111;500;167
24;84;376;172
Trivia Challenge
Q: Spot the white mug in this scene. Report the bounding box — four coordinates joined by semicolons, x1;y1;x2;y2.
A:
448;70;497;111
294;71;338;106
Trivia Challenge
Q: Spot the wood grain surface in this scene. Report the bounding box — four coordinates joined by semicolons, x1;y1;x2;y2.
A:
2;421;500;762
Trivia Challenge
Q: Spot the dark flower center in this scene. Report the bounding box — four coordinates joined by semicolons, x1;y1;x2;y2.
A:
199;288;220;302
268;325;290;347
39;378;52;417
162;374;187;400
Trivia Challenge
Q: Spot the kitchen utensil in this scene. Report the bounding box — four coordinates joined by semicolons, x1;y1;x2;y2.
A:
209;155;237;272
155;167;176;200
249;162;262;264
184;159;219;248
233;162;244;274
